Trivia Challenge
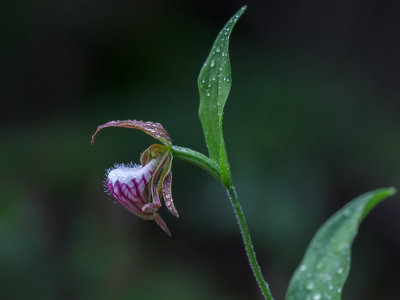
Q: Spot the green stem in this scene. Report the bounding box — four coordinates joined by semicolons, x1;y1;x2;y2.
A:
226;187;274;300
171;145;220;181
172;145;273;300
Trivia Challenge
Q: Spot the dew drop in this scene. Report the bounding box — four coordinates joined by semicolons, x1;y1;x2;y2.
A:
336;242;349;253
216;47;221;53
210;60;215;67
306;281;314;290
337;268;343;274
300;265;307;272
313;293;321;300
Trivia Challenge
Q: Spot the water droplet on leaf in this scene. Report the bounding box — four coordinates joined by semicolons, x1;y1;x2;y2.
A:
306;281;314;290
313;293;322;300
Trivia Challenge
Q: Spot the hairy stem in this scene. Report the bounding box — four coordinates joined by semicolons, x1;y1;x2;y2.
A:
226;186;273;300
172;145;273;300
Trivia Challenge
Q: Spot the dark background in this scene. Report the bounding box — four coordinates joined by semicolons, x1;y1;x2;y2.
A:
1;0;400;299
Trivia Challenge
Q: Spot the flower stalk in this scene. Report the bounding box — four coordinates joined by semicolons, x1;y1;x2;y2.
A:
172;145;273;300
171;146;220;180
226;187;274;300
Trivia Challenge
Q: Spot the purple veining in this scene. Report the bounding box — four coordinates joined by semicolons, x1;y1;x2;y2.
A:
106;163;155;219
92;119;177;235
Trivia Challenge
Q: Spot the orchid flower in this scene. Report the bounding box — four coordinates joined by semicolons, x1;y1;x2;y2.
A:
91;120;178;236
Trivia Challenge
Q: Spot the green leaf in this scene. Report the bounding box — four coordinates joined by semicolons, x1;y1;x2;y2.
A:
285;187;396;300
198;6;246;186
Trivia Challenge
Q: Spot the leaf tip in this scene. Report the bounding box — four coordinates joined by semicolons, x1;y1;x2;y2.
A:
386;186;397;196
374;186;396;199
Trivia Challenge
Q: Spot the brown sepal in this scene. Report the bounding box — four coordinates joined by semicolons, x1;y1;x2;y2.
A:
91;120;172;146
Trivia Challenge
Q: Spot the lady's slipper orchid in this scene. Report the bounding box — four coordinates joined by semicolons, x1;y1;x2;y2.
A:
91;120;178;236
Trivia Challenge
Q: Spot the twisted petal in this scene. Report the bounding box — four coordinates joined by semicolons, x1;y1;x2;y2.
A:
162;172;178;217
157;153;179;217
142;153;169;214
92;120;172;146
